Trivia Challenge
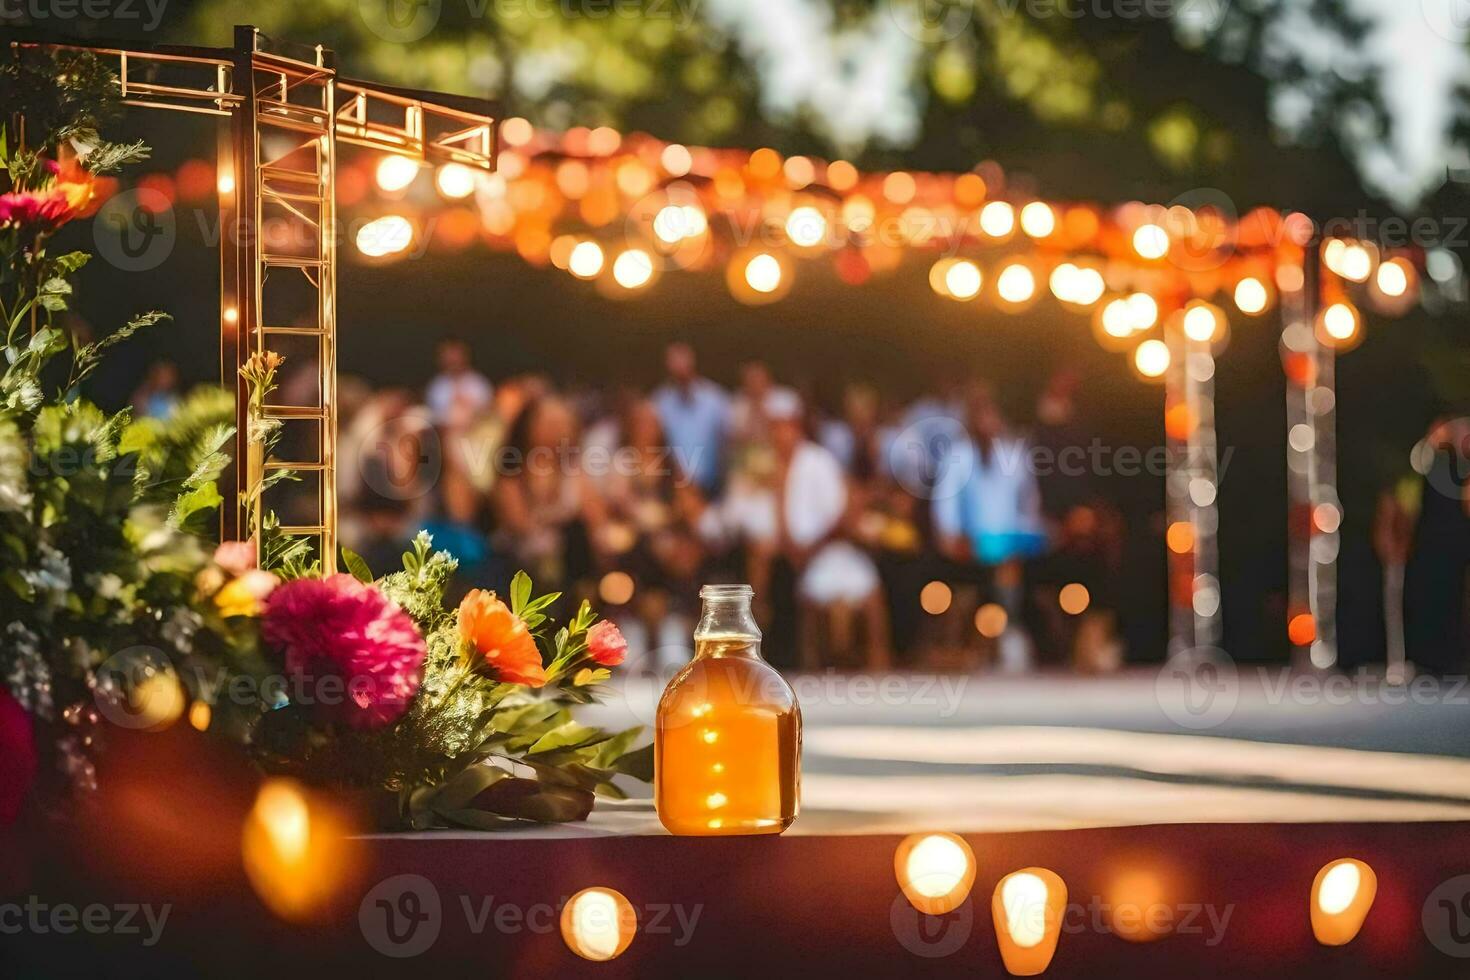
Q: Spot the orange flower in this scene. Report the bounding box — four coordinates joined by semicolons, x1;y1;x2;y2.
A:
458;589;545;687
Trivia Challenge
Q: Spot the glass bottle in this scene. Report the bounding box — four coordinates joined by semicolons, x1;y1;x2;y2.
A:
655;585;801;835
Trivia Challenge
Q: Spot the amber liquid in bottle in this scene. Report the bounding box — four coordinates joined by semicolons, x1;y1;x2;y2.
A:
655;585;801;836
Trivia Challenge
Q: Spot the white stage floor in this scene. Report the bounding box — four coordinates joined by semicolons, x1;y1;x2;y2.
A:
381;668;1470;838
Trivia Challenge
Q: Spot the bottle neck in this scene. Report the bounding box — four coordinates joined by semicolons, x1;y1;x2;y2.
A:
693;586;761;657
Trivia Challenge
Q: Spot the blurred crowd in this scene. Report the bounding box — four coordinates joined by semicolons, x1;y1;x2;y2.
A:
279;339;1131;672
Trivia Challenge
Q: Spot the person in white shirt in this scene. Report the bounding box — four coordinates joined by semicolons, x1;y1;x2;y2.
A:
766;389;888;670
425;336;493;432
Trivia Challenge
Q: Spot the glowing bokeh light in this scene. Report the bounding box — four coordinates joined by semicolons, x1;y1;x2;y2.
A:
568;241;605;279
374;155;419;192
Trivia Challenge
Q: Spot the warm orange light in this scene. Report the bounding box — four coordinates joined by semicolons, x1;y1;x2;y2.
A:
883;171;917;204
1133;223;1169;260
1318;302;1360;346
975;603;1008;638
1133;339;1171;379
561;886;637;961
375;155;419;192
599;571;635;605
611;249;655;289
826;160;858;192
980;201;1016;238
568;241;605;279
1375;257;1411;298
241;778;360;922
435;163;477;199
188;700;212;732
356;215;414;257
992;867;1067;976
894;833;976;916
1058;583;1090;615
1311;858;1377;946
996;263;1036;305
945;259;983;300
1166;522;1195;554
1334;242;1374;283
1182;302;1224;343
1288;612;1317;646
785;206;827;248
745;253;783;293
1233;276;1270;315
660;143;692;176
920;581;953;615
1104;868;1175;943
500;116;534;147
1019;202;1056;238
1049;263;1105;307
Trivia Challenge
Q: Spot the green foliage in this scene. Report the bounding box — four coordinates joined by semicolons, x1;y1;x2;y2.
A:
0;48;238;796
252;546;647;830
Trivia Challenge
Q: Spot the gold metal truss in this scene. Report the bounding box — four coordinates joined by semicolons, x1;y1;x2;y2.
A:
12;26;497;573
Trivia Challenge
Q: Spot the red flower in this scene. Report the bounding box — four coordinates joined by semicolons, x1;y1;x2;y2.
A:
262;575;427;729
0;688;36;825
458;590;545;687
586;620;628;667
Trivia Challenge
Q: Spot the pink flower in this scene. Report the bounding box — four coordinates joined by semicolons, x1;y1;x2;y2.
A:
213;539;257;577
0;190;73;231
0;688;36;825
586;620;628;667
261;574;427;729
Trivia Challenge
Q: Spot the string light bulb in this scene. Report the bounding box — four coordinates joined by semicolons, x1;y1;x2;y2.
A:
356;215;414;257
945;259;983;300
1019;202;1056;238
996;263;1036;305
1182;302;1224;343
1375;257;1411;298
980;201;1015;238
1134;339;1171;379
375;155;419;192
1318;302;1360;347
1133;223;1169;260
745;252;783;293
1233;276;1270;315
612;249;654;289
435;163;476;199
568;241;605;279
785;206;827;248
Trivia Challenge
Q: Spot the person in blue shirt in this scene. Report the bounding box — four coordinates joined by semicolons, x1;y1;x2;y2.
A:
651;342;730;495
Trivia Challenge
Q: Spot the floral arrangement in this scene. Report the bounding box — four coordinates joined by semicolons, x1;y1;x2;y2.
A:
1;48;649;831
197;533;646;829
